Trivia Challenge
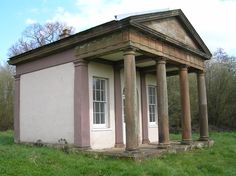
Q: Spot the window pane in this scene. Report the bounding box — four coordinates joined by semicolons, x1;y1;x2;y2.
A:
101;112;105;124
101;90;105;101
149;106;152;113
148;86;157;123
93;78;108;126
101;79;105;90
93;81;95;90
93;113;97;124
95;102;99;112
96;79;100;89
150;96;153;104
96;90;100;101
93;90;95;101
100;102;105;113
150;114;153;122
97;113;100;124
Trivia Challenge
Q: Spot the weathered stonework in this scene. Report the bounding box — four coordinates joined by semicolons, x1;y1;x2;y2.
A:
129;29;205;70
75;31;130;59
142;17;198;49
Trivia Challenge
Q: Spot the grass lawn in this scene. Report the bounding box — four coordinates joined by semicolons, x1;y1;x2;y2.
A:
0;131;236;176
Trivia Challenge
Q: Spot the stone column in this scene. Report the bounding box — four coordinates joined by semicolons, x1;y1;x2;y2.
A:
14;75;20;143
124;49;139;151
179;65;192;144
74;59;90;148
197;71;209;141
156;59;170;145
114;66;124;147
140;72;150;144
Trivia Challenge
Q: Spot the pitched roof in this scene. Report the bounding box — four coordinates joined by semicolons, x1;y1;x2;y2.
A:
125;9;212;57
8;9;211;65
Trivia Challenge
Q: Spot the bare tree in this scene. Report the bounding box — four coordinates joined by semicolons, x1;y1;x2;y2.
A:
8;21;75;57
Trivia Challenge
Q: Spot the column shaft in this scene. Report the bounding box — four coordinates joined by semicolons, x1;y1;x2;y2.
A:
124;50;139;151
156;59;170;145
179;66;192;144
197;71;209;141
114;66;124;147
14;75;20;143
74;59;90;147
140;72;150;144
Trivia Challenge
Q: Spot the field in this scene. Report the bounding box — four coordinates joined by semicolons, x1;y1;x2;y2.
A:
0;131;235;176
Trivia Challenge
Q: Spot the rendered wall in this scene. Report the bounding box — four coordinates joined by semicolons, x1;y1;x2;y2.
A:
20;63;74;143
88;62;115;149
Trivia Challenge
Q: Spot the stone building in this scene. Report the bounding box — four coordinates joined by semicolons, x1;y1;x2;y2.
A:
8;9;211;150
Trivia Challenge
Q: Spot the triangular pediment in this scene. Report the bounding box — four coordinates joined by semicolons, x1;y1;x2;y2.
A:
128;9;212;58
142;17;198;50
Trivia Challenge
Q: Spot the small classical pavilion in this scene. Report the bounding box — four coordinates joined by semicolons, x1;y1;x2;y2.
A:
9;9;211;150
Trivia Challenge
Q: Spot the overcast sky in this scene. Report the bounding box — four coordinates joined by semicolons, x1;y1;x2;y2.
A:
1;0;236;64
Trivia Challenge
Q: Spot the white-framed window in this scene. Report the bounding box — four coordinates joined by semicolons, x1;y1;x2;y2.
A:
148;85;157;124
93;77;108;128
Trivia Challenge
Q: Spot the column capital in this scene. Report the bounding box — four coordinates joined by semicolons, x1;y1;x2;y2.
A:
14;74;21;80
156;57;167;64
155;56;169;64
197;69;206;75
179;64;189;71
123;48;136;56
73;59;88;67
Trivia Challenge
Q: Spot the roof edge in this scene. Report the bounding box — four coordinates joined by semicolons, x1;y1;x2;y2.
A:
8;9;212;65
8;19;130;65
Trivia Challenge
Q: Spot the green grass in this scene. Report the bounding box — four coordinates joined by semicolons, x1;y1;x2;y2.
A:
0;131;236;176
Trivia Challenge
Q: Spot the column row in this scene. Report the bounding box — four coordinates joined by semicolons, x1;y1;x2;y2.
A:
121;50;209;150
72;50;209;150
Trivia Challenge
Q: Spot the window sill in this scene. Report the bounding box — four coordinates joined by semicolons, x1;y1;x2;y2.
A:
92;128;112;132
149;124;158;128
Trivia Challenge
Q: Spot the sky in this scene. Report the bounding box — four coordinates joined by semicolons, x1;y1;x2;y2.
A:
1;0;236;64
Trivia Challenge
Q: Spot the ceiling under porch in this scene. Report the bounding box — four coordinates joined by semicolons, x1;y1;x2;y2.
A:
75;25;208;73
87;50;200;77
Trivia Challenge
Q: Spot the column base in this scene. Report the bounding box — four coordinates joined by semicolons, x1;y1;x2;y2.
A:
181;139;192;145
115;143;125;148
157;143;170;149
74;146;91;150
199;136;209;141
125;147;139;152
124;148;140;154
142;139;150;144
14;139;20;144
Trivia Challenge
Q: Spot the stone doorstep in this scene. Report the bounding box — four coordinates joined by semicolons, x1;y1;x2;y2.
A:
77;140;214;160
